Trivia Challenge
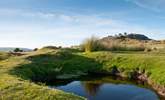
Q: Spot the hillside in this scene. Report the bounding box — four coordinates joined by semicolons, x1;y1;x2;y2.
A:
99;33;165;51
0;47;165;99
0;52;13;61
126;34;151;40
0;47;32;52
0;48;85;100
101;33;151;42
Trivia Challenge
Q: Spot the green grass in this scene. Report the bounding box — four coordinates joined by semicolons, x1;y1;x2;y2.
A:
82;51;165;85
1;47;165;99
0;49;85;100
0;52;12;61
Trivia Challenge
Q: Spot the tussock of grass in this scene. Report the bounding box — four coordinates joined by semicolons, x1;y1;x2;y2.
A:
81;36;104;52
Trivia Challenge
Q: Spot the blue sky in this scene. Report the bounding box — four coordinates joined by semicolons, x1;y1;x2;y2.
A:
0;0;165;48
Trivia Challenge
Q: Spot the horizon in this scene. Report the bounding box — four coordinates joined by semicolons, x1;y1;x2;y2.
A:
0;33;161;49
1;0;165;48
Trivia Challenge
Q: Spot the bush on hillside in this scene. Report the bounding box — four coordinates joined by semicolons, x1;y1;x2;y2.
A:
33;48;38;51
81;36;105;52
14;48;23;52
42;46;59;49
144;48;152;52
41;46;63;50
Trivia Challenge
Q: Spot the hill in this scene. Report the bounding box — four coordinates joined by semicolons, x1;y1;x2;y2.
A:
0;48;85;100
101;33;151;41
0;47;32;52
0;52;13;61
0;47;165;99
112;33;151;40
99;33;165;51
125;34;151;40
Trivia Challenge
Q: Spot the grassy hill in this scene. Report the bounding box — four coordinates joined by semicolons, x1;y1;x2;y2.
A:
99;33;165;51
0;48;85;100
0;52;13;61
106;33;151;40
0;46;165;99
0;47;32;52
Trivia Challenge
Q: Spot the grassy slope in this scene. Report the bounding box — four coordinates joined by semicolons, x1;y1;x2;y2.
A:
0;49;85;100
1;48;165;99
0;52;12;61
83;51;165;85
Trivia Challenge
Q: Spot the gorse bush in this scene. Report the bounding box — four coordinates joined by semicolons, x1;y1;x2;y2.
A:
81;36;104;52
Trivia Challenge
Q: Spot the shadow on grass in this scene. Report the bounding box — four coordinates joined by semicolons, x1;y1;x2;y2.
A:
9;50;103;83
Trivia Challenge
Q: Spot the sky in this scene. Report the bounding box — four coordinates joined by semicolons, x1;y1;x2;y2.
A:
0;0;165;48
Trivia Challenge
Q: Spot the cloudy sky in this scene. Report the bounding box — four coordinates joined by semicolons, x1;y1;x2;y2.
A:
0;0;165;48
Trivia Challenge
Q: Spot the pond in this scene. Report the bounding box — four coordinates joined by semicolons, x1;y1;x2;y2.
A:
49;75;161;100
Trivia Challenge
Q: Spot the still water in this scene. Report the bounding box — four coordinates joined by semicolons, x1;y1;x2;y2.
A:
50;75;160;100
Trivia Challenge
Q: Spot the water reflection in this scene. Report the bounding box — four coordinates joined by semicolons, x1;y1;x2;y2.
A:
50;75;160;100
81;82;102;96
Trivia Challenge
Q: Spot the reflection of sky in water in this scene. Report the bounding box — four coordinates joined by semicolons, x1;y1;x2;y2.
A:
54;81;158;100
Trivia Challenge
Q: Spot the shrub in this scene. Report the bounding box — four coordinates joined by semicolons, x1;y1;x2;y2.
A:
81;36;104;52
42;46;59;49
14;48;23;52
33;48;38;51
144;48;152;52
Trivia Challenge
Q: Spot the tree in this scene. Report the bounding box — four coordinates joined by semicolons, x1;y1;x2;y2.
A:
14;48;21;52
118;33;123;37
124;32;127;36
58;46;62;49
33;48;38;51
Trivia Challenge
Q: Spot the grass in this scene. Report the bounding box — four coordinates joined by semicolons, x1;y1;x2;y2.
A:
83;51;165;85
10;48;102;82
0;52;12;61
0;74;84;100
80;36;147;52
1;47;165;99
81;36;104;52
107;45;146;51
0;48;85;100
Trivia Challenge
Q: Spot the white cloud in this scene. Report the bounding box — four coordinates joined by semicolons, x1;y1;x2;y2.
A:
0;8;164;48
